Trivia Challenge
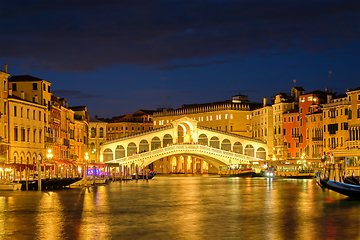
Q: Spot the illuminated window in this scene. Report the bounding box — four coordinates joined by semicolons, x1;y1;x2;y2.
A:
225;114;228;119
307;96;313;101
219;114;221;120
216;115;218;120
154;121;156;125
230;114;233;119
210;116;212;121
206;116;209;121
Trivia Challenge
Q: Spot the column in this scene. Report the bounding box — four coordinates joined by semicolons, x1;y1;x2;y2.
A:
184;156;188;174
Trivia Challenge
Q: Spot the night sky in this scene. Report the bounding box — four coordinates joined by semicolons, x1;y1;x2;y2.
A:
1;0;359;118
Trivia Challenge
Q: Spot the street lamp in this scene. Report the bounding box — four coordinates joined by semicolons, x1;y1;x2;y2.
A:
85;152;89;163
46;149;53;162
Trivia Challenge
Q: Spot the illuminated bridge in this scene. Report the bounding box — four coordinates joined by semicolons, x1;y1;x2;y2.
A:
100;117;268;174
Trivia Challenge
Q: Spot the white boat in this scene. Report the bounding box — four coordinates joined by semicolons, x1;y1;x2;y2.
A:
0;182;22;191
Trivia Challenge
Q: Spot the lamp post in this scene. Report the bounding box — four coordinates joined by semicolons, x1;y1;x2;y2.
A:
46;149;53;179
84;152;89;185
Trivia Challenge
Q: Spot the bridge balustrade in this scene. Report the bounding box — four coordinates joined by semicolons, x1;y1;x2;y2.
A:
107;143;263;165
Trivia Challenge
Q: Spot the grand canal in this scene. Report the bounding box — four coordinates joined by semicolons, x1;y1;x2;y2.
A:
1;175;359;239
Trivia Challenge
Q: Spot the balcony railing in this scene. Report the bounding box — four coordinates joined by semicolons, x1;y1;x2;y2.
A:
346;140;360;148
312;137;322;141
45;137;53;143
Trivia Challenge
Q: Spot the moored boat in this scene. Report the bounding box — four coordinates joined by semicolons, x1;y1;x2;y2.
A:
0;181;22;191
319;177;360;199
265;164;314;179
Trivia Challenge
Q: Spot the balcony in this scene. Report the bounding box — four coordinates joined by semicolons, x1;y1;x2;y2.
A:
346;140;360;148
312;137;322;142
291;134;300;139
45;137;53;143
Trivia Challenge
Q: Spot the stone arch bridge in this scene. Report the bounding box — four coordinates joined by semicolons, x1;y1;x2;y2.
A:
100;117;268;171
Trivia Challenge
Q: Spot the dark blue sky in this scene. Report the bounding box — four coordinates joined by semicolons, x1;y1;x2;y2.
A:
1;0;359;118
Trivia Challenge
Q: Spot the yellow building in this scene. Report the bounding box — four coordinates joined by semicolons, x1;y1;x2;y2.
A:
70;106;89;164
305;111;323;159
0;65;10;163
89;118;107;163
153;93;261;137
322;94;349;154
7;95;46;163
8;75;53;153
251;97;274;159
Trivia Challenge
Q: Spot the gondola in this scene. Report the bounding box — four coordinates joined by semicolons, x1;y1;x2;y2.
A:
319;177;360;199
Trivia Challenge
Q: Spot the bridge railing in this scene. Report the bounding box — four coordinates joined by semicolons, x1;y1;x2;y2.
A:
106;143;264;164
197;125;266;144
102;125;173;146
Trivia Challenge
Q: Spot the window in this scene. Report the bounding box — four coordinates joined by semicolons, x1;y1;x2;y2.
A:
39;130;42;143
33;83;38;90
14;127;18;141
43;83;46;91
283;129;286;136
12;83;17;91
284;117;286;123
48;85;51;93
300;118;303;126
39;111;41;121
300;108;303;114
27;129;30;142
21;108;23;117
3;102;6;115
99;127;104;138
33;110;35;120
349;96;351;101
14;106;17;116
33;130;36;142
27;109;29;118
21;128;25;141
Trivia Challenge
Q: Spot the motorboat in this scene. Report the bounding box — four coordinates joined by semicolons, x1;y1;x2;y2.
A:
0;181;22;191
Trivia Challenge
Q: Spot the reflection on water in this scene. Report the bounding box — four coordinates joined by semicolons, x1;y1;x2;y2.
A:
0;176;359;239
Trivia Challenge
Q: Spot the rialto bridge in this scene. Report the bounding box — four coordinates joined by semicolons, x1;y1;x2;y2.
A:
100;117;268;174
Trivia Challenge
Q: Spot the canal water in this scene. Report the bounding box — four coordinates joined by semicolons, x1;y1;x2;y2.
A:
1;175;359;240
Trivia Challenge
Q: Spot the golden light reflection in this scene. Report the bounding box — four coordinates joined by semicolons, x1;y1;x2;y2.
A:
36;192;64;238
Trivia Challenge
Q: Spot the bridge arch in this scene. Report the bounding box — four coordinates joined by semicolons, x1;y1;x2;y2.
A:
103;148;113;161
256;147;266;160
221;139;231;151
151;137;161;150
233;142;243;154
210;136;220;148
127;142;137;156
198;134;208;145
139;140;149;153
115;145;125;159
163;134;173;147
244;144;254;157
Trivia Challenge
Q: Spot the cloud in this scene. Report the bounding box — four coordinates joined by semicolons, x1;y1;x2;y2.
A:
52;89;99;99
0;0;359;72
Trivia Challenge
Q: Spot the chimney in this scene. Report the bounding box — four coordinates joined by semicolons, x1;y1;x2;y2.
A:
21;91;25;99
263;97;268;107
4;64;7;73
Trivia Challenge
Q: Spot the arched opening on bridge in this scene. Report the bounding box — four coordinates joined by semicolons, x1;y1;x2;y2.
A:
163;134;173;147
244;144;254;157
177;125;184;143
127;142;137;156
233;142;243;154
256;147;266;160
151;137;161;150
103;148;113;161
139;140;149;153
198;134;208;145
115;145;125;159
209;136;220;149
176;121;194;143
221;139;231;151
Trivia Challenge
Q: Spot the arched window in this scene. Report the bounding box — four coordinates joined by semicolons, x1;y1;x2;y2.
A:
99;127;104;138
244;145;254;157
233;142;243;154
127;142;137;156
139;140;149;153
209;136;220;149
256;147;266;160
163;134;173;147
115;145;125;159
198;134;208;145
221;139;231;151
91;127;96;138
151;137;161;150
